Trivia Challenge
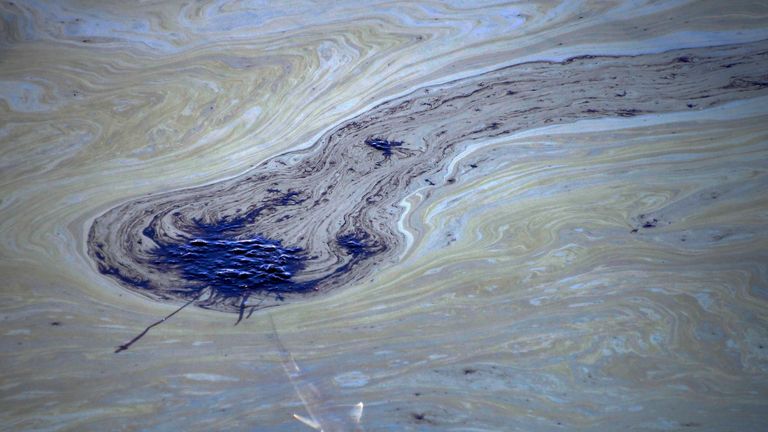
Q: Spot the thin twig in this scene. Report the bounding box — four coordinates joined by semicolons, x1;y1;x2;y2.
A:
115;289;207;353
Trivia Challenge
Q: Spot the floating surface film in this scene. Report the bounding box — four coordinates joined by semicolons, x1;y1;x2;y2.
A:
2;1;768;431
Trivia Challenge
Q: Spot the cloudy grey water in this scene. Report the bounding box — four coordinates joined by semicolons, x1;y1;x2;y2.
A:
2;1;768;430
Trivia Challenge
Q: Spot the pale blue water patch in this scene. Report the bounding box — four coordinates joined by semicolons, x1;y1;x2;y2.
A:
11;0;177;51
200;8;267;32
0;80;54;112
333;371;370;388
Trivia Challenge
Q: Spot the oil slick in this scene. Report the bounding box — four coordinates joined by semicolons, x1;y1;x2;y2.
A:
88;40;768;315
3;1;768;430
269;315;365;431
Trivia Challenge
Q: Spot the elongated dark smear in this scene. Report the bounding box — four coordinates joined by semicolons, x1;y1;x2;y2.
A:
235;292;250;326
114;288;209;353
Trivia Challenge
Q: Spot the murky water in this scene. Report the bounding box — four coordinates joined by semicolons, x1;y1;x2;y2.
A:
2;1;768;431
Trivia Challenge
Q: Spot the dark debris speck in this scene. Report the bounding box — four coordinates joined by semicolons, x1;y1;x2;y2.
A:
642;218;659;229
365;137;403;157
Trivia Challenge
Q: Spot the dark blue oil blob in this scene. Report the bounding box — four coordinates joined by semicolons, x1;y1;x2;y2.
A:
365;138;403;157
337;233;375;258
146;213;316;323
152;234;312;298
136;210;384;325
276;190;303;206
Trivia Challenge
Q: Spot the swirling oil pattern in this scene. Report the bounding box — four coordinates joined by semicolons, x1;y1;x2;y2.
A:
2;1;768;431
90;41;768;316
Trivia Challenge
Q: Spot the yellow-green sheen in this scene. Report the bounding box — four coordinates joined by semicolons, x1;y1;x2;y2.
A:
1;1;767;430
